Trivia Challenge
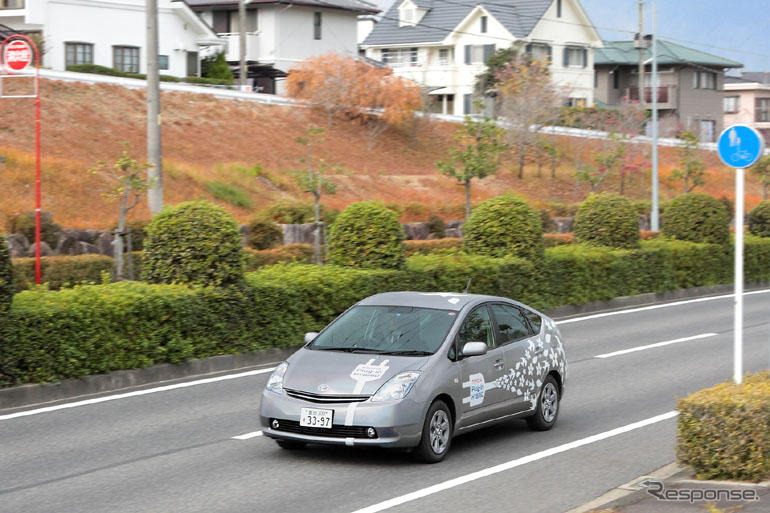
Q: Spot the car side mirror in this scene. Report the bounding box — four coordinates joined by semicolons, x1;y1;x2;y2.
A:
461;341;488;358
304;332;319;344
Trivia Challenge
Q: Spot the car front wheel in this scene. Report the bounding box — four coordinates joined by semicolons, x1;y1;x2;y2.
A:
414;400;453;463
526;375;560;431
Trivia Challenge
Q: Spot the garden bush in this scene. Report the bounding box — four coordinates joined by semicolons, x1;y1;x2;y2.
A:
543;233;574;247
328;201;405;269
677;372;770;481
246;217;283;250
403;238;462;256
574;193;640;249
463;195;544;260
243;244;313;270
9;211;62;249
426;215;446;239
143;201;244;286
0;237;12;320
748;200;770;237
12;254;114;292
263;201;337;225
663;193;731;245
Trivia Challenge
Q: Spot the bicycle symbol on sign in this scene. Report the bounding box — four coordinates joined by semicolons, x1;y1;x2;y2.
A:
728;128;751;163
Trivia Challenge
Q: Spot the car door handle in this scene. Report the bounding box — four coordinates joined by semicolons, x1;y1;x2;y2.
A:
534;342;545;354
493;359;504;370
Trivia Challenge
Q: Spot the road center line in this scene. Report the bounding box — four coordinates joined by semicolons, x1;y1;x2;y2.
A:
349;411;679;513
0;367;276;421
594;333;718;359
232;431;263;440
555;289;770;325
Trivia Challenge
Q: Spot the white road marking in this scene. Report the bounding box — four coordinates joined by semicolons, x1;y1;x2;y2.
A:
349;411;679;513
0;367;276;421
594;333;719;359
232;431;263;440
556;289;770;325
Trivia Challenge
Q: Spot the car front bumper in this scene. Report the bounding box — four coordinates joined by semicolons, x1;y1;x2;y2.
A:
260;389;424;448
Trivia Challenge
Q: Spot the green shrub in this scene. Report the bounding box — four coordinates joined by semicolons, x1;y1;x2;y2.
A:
200;52;234;84
630;200;652;216
9;211;62;249
641;239;731;288
574;193;640;249
663;193;731;245
463;195;544;260
263;201;337;225
206;181;253;208
183;76;234;86
246;218;283;250
243;244;313;270
748;200;770;237
426;215;446;239
745;234;770;283
543;233;575;247
12;254;114;292
403;238;462;257
677;372;770;481
0;237;12;316
143;201;244;286
328;201;405;269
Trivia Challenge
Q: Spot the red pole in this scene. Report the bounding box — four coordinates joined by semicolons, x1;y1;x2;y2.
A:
34;47;40;285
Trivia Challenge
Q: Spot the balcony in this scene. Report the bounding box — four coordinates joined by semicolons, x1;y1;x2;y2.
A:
0;0;24;10
219;32;259;62
625;85;677;109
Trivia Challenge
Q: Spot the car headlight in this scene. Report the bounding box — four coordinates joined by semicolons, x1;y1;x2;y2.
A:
370;371;421;402
266;362;288;394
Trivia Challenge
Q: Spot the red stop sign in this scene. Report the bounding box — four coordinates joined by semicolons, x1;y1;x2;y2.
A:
4;39;33;72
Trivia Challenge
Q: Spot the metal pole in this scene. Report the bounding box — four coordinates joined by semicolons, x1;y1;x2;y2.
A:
637;0;645;108
734;167;744;384
239;0;247;90
650;1;660;231
34;44;41;285
146;0;163;215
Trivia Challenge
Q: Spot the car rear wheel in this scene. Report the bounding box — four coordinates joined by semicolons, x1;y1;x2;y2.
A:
526;375;560;431
276;439;307;450
414;400;452;463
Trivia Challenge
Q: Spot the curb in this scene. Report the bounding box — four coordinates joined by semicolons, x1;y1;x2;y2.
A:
2;283;768;412
0;347;299;411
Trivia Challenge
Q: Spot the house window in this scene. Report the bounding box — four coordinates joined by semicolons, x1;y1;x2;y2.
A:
438;48;451;65
158;55;169;71
314;11;322;40
694;70;716;89
557;0;562;17
757;98;770;122
113;46;140;74
612;70;619;89
464;44;495;64
480;15;487;33
0;0;24;9
381;48;419;66
65;42;93;67
594;71;598;88
463;93;473;115
724;96;739;113
526;42;551;63
567;97;587;107
563;46;587;68
699;120;716;142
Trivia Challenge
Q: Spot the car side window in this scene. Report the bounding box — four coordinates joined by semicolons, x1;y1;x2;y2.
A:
457;305;496;349
523;309;542;335
490;304;530;344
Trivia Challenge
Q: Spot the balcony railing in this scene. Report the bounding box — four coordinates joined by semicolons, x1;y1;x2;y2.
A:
0;0;24;9
219;32;259;62
625;86;678;108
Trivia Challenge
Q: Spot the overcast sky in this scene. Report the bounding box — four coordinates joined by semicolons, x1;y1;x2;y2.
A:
580;0;770;73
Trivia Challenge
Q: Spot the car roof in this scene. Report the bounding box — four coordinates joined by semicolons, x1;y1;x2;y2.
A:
357;291;525;312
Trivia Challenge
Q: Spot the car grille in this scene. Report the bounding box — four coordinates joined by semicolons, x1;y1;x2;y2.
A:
271;419;376;439
284;388;370;404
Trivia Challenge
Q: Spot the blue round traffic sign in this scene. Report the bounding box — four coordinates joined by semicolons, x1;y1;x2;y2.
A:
717;125;766;168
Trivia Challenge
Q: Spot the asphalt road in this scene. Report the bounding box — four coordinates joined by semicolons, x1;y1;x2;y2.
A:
2;291;769;513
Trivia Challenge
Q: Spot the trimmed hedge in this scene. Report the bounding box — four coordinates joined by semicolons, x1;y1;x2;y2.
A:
328;202;405;269
246;218;283;250
663;193;731;245
463;195;544;260
0;237;12;322
244;244;314;270
403;238;462;256
574;193;640;249
748;200;770;238
677;372;770;481
12;254;114;292
4;238;770;386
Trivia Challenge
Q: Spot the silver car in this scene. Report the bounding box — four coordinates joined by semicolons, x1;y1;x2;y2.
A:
260;292;567;462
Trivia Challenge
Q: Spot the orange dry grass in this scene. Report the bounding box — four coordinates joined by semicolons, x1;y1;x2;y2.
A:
0;79;764;229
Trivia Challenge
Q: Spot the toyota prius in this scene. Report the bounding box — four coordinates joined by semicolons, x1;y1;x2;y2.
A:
260;292;567;462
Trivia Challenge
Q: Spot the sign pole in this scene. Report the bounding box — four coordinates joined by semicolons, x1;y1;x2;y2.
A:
734;166;744;384
34;46;41;285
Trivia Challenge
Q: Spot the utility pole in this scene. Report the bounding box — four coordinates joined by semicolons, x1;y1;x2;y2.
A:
146;0;163;214
239;0;247;90
637;0;645;107
650;1;660;231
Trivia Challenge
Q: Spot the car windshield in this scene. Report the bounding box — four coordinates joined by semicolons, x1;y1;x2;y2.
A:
309;305;457;356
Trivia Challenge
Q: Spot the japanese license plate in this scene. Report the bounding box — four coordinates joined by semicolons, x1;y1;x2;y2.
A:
299;407;333;429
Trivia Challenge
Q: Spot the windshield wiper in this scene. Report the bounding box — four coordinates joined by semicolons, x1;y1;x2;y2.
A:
377;350;433;356
312;346;386;353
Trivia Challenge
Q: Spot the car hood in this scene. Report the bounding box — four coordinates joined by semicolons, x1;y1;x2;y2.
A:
284;349;430;396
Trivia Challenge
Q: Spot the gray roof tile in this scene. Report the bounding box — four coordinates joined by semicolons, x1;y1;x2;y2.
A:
185;0;378;14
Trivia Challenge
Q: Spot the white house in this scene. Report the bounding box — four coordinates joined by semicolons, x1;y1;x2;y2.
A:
0;0;222;78
360;0;602;116
187;0;378;94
